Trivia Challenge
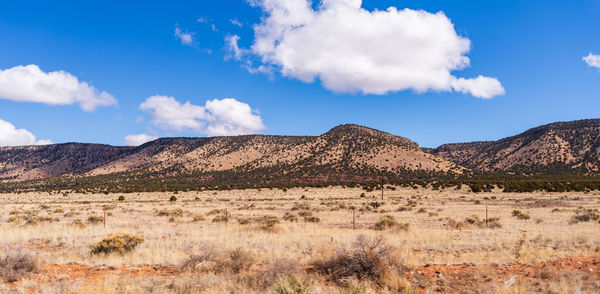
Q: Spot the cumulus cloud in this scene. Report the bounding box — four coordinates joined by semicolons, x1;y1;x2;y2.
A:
0;64;117;111
175;27;193;45
231;0;504;98
583;53;600;69
0;118;52;147
124;133;158;146
139;96;265;136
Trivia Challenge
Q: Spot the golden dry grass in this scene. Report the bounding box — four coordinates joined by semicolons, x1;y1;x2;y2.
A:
1;186;599;293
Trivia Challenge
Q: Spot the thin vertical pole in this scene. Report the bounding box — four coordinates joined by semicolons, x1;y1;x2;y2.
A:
104;209;106;229
352;209;356;230
485;204;488;228
381;178;384;200
225;208;228;227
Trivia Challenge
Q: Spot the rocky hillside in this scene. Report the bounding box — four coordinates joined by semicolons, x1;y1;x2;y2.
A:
0;124;463;183
431;119;600;174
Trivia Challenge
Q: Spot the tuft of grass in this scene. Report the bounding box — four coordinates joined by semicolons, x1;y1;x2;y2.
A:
169;195;177;202
275;276;309;294
90;233;144;255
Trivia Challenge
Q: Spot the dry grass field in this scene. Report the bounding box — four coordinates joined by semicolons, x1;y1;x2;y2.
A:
1;186;599;293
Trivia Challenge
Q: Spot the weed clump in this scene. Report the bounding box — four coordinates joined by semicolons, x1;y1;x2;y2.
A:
87;215;103;224
212;214;230;223
309;236;405;288
372;215;409;231
512;210;531;220
275;276;309;294
282;212;298;222
0;249;39;282
192;214;206;222
304;216;320;223
570;209;600;224
90;233;144;255
464;215;502;229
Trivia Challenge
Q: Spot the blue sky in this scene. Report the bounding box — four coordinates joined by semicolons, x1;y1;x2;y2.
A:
0;0;599;147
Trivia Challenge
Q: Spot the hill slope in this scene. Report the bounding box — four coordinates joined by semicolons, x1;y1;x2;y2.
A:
0;124;463;183
431;119;600;174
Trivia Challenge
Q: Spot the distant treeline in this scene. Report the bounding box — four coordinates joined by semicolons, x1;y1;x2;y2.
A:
1;168;599;194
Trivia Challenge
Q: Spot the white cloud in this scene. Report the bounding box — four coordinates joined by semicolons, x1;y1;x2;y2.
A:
124;133;158;146
0;118;52;147
225;35;244;60
175;27;193;45
233;0;504;98
139;96;265;136
583;53;600;69
0;64;117;111
230;18;243;27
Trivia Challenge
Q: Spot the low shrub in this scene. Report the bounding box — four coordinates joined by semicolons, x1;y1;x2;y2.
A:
90;233;144;255
0;250;39;282
309;235;405;288
465;215;502;229
192;214;206;222
87;215;103;224
212;214;230;223
298;211;312;218
117;195;125;202
372;215;408;231
570;209;600;224
512;210;531;220
282;212;298;222
169;195;177;202
304;216;320;223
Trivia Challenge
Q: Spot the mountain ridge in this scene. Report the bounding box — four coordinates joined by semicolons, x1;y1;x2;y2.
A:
2;119;600;188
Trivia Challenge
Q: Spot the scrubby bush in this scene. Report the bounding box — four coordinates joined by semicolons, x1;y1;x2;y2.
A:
192;214;206;222
464;215;502;229
156;209;183;217
117;195;125;202
298;211;312;218
169;195;177;202
212;214;229;223
372;215;408;231
512;210;531;220
309;236;405;288
283;212;298;222
0;250;39;282
90;233;144;255
258;215;280;230
304;216;320;223
226;248;255;274
570;209;600;224
87;215;103;224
